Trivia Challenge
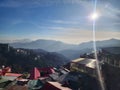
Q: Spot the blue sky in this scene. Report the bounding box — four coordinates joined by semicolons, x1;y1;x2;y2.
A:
0;0;120;44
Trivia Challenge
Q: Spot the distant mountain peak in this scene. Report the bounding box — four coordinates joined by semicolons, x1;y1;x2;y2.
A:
109;38;119;41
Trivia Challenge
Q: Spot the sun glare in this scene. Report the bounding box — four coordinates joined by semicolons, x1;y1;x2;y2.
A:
91;12;99;20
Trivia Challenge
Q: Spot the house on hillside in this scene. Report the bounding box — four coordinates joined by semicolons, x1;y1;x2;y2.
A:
29;67;55;80
3;73;22;81
0;66;22;82
38;67;55;77
70;58;96;77
0;67;22;90
29;67;40;80
1;66;11;75
0;43;9;53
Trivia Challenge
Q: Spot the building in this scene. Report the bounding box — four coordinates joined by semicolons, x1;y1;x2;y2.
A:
41;81;72;90
29;67;40;80
0;69;22;90
0;78;12;89
99;47;120;90
70;58;96;77
3;73;22;81
38;67;55;77
0;66;22;82
29;67;55;80
0;43;9;53
100;47;120;67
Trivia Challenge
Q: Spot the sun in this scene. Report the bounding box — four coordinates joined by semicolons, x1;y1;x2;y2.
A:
90;12;99;20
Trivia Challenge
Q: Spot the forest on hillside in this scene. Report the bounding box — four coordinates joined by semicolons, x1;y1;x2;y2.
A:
0;47;69;73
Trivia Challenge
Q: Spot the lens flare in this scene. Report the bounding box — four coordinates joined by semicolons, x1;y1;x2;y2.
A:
91;0;105;90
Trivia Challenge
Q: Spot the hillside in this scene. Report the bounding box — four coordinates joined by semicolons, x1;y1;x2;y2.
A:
59;39;120;59
0;47;69;73
58;48;93;60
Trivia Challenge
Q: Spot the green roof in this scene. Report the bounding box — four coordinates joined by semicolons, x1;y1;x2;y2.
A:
0;78;12;88
0;78;9;84
27;79;44;90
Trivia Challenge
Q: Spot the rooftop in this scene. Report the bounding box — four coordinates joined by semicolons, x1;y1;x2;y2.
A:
72;58;96;69
5;73;22;77
47;81;72;90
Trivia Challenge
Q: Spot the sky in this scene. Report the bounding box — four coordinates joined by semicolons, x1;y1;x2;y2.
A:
0;0;120;44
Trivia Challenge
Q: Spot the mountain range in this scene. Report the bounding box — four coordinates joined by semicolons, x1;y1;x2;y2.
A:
10;39;76;52
9;38;120;60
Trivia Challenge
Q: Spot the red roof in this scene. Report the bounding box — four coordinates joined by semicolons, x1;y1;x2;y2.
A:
29;67;40;80
1;67;11;75
5;73;22;77
30;67;55;79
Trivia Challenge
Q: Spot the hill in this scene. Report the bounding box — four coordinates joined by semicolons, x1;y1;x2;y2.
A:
59;38;120;59
0;47;69;73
